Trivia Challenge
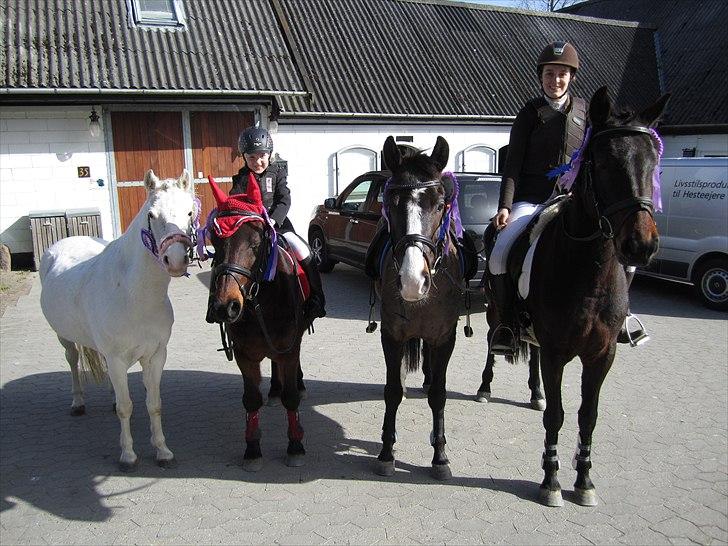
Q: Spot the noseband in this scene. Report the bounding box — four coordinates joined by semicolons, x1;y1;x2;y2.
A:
575;125;657;240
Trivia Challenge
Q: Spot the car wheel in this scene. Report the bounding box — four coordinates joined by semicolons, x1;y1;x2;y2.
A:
309;230;335;273
694;258;728;311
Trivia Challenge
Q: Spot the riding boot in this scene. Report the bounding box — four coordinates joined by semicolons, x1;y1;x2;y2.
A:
618;267;649;346
489;273;517;356
301;256;326;323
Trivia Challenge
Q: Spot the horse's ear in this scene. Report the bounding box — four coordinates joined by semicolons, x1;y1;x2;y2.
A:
589;86;612;128
430;136;449;171
177;170;191;191
638;93;671;127
383;136;401;171
144;170;160;192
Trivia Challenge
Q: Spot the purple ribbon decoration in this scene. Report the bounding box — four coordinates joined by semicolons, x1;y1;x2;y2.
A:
649;128;664;212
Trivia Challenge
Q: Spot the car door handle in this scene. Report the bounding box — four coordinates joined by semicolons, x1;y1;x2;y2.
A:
350;218;359;224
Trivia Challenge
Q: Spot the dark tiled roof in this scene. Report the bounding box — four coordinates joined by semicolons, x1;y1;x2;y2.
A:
562;0;728;126
0;0;305;95
275;0;662;119
1;0;662;120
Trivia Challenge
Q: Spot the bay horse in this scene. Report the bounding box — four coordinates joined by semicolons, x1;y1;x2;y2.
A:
486;86;669;506
204;174;308;470
40;170;196;470
374;136;465;480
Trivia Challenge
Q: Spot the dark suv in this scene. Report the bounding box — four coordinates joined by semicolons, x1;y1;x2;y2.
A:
308;171;501;273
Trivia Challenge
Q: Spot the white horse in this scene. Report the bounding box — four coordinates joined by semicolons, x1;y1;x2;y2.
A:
40;170;196;470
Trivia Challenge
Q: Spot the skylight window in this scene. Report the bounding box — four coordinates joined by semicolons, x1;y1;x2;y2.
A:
130;0;185;27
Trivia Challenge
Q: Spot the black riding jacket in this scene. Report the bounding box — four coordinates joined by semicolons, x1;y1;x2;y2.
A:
230;162;294;232
499;95;587;211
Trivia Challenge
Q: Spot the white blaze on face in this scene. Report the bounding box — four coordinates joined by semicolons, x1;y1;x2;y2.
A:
399;188;429;301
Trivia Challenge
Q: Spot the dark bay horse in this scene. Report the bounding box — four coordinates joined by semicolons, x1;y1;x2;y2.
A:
486;87;669;506
374;136;465;480
205;175;308;470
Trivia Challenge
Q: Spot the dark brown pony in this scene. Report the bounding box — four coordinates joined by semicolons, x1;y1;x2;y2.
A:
205;176;307;470
486;87;669;506
374;136;465;480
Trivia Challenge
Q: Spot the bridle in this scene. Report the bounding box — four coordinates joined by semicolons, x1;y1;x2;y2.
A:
565;125;657;242
385;178;450;275
210;210;301;356
141;197;200;270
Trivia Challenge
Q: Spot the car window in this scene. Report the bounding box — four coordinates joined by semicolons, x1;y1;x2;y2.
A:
458;178;499;224
340;179;373;212
364;180;384;215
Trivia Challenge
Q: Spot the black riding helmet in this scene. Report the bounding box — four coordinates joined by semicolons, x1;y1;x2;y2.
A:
238;126;273;155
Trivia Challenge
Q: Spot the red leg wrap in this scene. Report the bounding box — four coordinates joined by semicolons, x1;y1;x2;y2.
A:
287;410;304;441
245;410;260;441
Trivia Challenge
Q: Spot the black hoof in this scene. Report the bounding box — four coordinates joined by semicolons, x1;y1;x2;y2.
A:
243;458;263;472
285;454;305;467
70;405;86;416
574;487;598;506
375;459;395;477
430;464;452;480
538;486;564;507
118;459;139;473
157;457;177;469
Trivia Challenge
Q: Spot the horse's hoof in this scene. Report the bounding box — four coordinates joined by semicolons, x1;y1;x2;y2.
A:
157;457;177;469
243;458;263;472
298;389;308;400
538;486;564;507
530;398;546;411
375;459;395;477
70;405;86;416
475;390;491;403
285;454;305;467
266;396;281;407
430;464;452;481
574;487;598;506
118;459;139;473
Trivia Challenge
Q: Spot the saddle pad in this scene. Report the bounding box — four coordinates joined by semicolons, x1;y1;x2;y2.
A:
278;245;310;301
518;233;540;300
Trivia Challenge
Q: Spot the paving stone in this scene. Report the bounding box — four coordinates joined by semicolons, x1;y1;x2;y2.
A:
1;269;726;545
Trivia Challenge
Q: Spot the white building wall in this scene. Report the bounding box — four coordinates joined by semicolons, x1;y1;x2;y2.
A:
273;123;512;234
0;106;113;254
662;133;728;158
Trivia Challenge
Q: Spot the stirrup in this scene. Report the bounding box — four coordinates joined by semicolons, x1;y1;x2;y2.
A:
490;324;516;356
618;313;650;347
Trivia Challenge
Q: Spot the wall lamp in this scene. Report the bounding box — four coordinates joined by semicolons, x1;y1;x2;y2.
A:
89;107;101;138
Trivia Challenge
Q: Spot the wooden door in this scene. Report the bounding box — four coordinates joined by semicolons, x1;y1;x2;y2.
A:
190;111;254;224
111;112;185;232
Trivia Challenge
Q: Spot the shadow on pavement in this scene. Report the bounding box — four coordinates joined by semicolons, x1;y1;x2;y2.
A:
1;370;538;523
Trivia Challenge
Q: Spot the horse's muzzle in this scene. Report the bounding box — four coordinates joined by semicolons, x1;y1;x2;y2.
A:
207;299;243;323
617;215;659;267
160;233;192;277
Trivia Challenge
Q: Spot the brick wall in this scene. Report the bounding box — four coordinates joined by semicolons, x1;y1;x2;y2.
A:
0;107;113;254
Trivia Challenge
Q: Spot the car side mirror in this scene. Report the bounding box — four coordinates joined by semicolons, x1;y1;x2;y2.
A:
324;197;337;210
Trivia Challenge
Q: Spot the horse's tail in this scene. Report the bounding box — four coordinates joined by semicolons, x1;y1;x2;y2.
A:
75;344;107;384
403;338;422;373
505;340;530;365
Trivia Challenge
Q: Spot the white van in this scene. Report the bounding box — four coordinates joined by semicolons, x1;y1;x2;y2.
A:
639;157;728;310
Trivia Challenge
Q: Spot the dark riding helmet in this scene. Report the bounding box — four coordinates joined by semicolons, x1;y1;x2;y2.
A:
238;126;273;155
537;41;579;76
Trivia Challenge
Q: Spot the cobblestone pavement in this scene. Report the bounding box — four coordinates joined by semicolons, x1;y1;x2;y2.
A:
1;263;726;545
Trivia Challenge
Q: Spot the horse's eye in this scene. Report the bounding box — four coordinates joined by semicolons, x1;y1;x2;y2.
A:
147;211;155;219
188;211;193;217
437;203;445;211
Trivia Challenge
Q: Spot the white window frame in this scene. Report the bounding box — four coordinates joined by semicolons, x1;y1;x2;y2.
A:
334;145;378;194
129;0;186;28
460;144;497;173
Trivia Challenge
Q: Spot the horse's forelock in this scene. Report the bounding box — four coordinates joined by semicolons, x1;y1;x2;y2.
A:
391;153;441;183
